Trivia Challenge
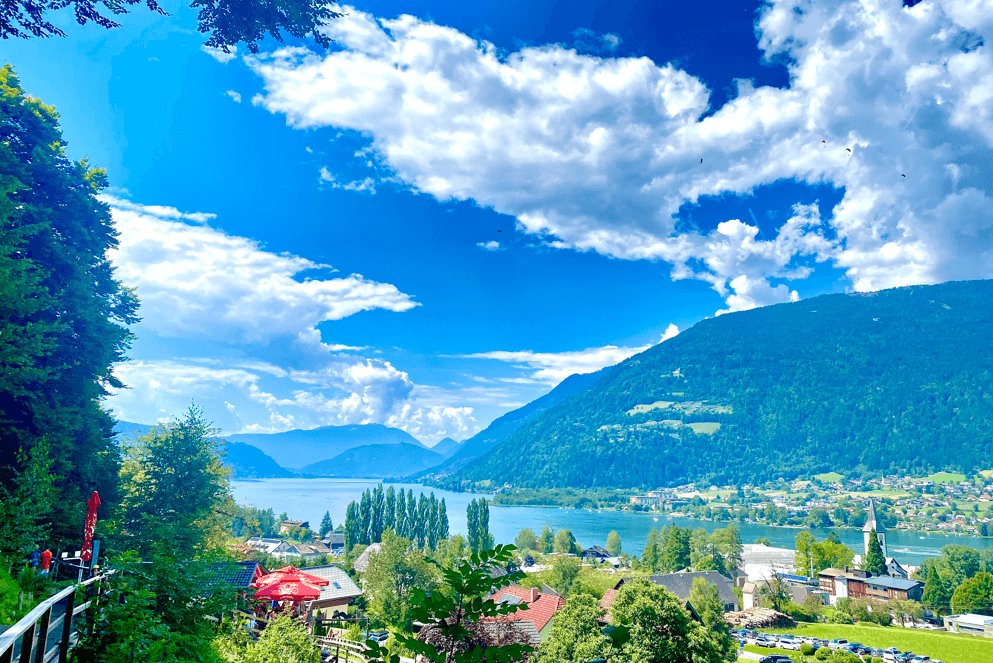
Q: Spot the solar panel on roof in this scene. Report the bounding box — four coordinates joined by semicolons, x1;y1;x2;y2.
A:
498;594;522;605
332;582;341;589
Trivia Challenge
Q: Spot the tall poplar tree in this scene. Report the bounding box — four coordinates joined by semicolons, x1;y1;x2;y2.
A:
437;497;449;543
466;500;480;553
427;493;439;550
359;490;372;546
407;490;417;540
416;494;429;548
0;65;141;545
371;484;385;543
384;485;396;533
344;501;359;551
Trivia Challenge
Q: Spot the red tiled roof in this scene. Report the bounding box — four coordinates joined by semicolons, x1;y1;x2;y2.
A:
487;586;566;633
600;588;618;622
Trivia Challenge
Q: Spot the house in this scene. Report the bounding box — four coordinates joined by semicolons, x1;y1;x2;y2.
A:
742;581;762;609
740;543;797;581
943;614;993;638
818;567;921;605
581;546;611;563
353;542;381;574
243;537;330;560
613;571;739;612
279;520;310;535
300;565;363;620
484;587;566;644
322;532;346;553
245;537;293;556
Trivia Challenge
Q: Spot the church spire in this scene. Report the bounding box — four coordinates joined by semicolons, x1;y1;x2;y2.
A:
863;498;884;533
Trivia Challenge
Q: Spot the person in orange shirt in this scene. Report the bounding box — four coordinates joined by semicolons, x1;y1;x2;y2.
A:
40;548;53;575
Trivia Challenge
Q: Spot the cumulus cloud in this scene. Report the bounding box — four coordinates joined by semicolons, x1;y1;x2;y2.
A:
108;358;477;444
660;323;680;341
202;45;238;63
226;90;242;103
104;196;417;347
477;240;501;251
246;1;993;313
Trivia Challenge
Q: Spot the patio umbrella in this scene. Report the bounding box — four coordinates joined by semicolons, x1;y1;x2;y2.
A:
252;579;321;602
251;566;329;589
81;492;101;563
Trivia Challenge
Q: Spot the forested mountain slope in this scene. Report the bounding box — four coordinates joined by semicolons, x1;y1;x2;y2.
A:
416;367;610;478
301;442;443;478
454;281;993;489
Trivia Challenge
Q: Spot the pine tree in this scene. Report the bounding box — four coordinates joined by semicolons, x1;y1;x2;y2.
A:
319;511;333;538
863;529;887;576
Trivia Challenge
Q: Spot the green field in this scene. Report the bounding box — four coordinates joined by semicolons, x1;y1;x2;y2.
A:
815;472;845;483
762;623;993;663
926;472;967;484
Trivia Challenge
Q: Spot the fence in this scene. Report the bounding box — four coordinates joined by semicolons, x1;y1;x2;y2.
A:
0;571;113;663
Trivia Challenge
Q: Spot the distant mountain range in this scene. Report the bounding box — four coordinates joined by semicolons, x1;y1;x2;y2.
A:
450;280;993;489
301;442;444;478
415;367;611;479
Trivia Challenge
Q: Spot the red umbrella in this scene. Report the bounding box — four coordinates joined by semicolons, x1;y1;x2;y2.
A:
252;580;322;602
81;492;100;563
251;566;329;589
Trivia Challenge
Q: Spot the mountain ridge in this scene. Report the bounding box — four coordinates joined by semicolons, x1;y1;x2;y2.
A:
450;280;993;489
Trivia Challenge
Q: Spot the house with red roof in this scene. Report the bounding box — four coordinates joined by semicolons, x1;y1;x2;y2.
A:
485;586;567;644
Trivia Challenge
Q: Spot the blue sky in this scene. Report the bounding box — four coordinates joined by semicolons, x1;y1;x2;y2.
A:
5;0;992;444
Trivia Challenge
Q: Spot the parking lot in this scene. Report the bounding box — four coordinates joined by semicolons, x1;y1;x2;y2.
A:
735;629;948;663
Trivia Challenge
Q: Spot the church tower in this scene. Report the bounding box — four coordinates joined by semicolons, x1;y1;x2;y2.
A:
863;498;887;558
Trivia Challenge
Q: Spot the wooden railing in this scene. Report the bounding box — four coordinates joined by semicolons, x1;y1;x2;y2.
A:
0;571;113;663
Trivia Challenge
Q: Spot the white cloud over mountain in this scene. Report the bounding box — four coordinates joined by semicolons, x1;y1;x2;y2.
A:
104;197;475;443
246;0;993;313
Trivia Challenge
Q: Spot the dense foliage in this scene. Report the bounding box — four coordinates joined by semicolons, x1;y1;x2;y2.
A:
0;0;341;54
917;544;993;615
0;65;140;545
466;498;494;554
344;485;449;550
457;282;993;488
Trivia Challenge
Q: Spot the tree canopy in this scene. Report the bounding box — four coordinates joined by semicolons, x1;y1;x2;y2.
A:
0;64;140;545
1;0;341;54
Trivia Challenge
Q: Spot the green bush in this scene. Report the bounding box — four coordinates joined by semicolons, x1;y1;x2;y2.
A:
0;567;21;623
871;658;884;663
815;647;832;660
215;616;320;663
829;610;854;624
800;643;815;656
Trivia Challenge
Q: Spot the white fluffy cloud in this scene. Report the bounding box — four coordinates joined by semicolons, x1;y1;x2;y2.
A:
108;358;477;444
202;45;239;63
476;240;501;251
247;1;993;312
226;90;242;103
104;196;418;347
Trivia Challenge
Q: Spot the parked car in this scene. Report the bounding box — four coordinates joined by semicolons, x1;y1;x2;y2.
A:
779;640;802;651
362;630;389;644
758;656;793;663
882;648;902;663
828;639;849;650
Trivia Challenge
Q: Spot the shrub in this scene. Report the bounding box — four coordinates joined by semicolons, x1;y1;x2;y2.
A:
829;610;854;624
815;647;832;660
800;643;815;656
871;658;884;663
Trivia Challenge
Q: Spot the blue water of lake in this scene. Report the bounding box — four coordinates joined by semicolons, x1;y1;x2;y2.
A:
231;478;993;566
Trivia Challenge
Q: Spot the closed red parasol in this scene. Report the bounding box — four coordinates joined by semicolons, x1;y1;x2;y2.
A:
251;566;329;589
81;491;100;563
252;580;321;602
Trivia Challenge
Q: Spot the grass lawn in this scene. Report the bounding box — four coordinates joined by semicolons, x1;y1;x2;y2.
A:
772;623;993;663
926;472;967;484
816;472;845;483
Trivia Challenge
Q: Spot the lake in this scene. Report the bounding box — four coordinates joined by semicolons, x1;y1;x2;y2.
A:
231;478;993;566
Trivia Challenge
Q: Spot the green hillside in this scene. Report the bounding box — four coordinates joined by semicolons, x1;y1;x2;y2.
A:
452;281;993;489
301;442;444;478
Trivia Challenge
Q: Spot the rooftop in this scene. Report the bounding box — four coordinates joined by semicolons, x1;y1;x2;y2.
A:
487;586;566;632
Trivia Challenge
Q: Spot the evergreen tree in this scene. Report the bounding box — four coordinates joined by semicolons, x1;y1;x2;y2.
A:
0;439;53;565
863;529;887;576
642;528;662;570
319;511;333;538
467;499;480;553
922;567;952;614
478;498;494;551
0;65;140;546
384;486;396;533
660;526;692;572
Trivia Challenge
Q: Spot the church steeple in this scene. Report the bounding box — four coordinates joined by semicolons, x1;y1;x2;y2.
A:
863;498;887;558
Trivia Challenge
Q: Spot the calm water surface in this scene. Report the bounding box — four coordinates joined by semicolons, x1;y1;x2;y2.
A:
231;478;993;566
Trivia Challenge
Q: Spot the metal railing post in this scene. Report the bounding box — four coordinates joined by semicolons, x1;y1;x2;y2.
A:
58;589;76;663
33;606;51;663
18;623;35;663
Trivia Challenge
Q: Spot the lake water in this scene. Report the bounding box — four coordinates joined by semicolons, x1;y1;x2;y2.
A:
231;478;993;566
